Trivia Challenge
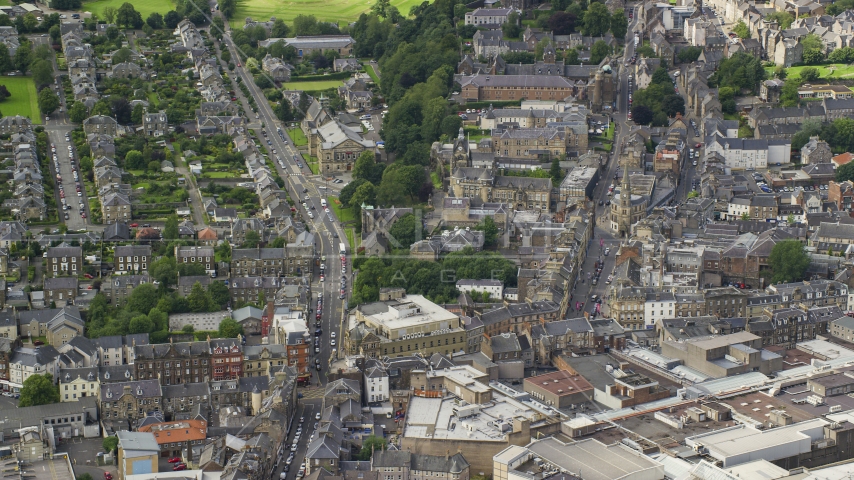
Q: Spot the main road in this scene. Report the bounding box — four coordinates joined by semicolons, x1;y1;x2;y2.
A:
219;31;348;387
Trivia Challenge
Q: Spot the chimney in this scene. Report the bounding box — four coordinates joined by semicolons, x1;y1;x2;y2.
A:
446;450;450;461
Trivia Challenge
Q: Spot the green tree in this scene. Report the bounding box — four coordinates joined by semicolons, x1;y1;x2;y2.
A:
102;436;118;453
182;324;195;333
687;190;699;198
549;157;562;184
220;0;236;19
0;43;11;74
357;435;388;461
103;6;117;24
800;66;820;82
149;256;178;286
788;214;796;225
583;2;611;37
146;12;164;29
476;216;499;248
31;59;53;90
677;46;703;63
766;10;794;29
116;2;143;28
741;212;750;221
387;213;424;248
243;230;261;248
164;10;182;29
163;214;179;240
218;318;243;338
124;150;145;169
768;239;810;283
803;49;824;65
19;373;59;407
22;13;37;33
38;87;59;115
112;47;132;65
780;78;801;107
188;281;211;312
127;283;159;314
502;11;521;38
589;40;611;64
836;161;854;182
349;181;376;211
68;102;88;123
630;105;653;125
131;103;144;124
129;314;154;334
801;33;822;52
610;9;628;38
13;41;30;72
733;20;750;39
651;67;671;86
208;281;230;307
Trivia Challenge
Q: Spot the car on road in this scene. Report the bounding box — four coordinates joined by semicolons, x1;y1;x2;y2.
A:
104;473;113;480
168;458;182;464
173;465;187;471
291;443;298;452
316;412;322;420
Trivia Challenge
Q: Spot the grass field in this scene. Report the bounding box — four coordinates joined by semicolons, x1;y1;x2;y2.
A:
83;0;175;20
282;79;344;92
766;64;854;80
328;196;356;222
287;127;308;146
231;0;424;27
0;76;40;124
365;64;380;83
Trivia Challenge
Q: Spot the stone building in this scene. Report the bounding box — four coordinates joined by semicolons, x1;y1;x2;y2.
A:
100;379;162;423
610;166;648;237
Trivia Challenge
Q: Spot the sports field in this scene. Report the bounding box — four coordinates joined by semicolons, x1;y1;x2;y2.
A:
230;0;425;27
0;76;40;124
83;0;175;21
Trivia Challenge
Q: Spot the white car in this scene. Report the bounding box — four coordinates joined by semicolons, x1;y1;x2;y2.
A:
330;332;336;338
316;412;321;420
308;212;314;219
291;443;298;452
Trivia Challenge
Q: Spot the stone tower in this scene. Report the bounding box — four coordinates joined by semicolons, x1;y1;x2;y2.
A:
452;127;470;169
543;41;556;64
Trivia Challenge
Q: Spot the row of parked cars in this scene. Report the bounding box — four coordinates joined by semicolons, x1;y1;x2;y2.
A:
54;133;87;221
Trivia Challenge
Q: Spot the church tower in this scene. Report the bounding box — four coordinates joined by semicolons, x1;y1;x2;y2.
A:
543;41;556;64
452;127;470;169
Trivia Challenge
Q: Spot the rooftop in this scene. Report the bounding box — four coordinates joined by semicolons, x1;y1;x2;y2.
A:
524;370;593;396
358;295;462;339
526;437;664;480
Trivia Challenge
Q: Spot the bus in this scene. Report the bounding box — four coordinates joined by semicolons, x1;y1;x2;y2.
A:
339;243;347;255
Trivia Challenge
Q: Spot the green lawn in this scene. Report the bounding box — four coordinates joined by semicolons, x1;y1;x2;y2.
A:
328;196;356;222
206;172;240;178
287;127;308;147
83;0;175;20
231;0;423;26
345;228;356;253
0;76;40;124
767;64;854;80
282;79;344;92
365;64;380;83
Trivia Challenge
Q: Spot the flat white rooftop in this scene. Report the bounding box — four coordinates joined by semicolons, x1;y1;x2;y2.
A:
426;365;491;393
361;295;461;338
403;390;543;441
526;437;663;480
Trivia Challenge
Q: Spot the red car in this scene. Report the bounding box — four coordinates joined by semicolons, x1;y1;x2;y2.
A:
104;473;113;480
84;273;93;279
695;143;703;148
168;458;182;464
173;464;187;471
129;223;138;227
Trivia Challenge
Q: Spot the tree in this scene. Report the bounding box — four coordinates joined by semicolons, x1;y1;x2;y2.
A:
502;11;521;38
219;318;243;338
548;11;577;35
124;150;145;169
19;373;59;407
387;213;424;248
630;105;653;125
766;10;794;29
800;66;820;82
677;46;702;63
164;10;182;29
349;181;376;210
103;6;117;24
146;12;164;29
116;2;143;29
476;216;499;248
272;19;289;38
208;281;230;307
662;95;685;117
550;157;562;184
113;47;132;65
220;0;236;19
440;114;462;138
127;283;159;314
801;33;822;52
590;40;611;64
803;48;824;65
38;88;59;115
31;59;53;90
836;162;854;182
182;324;195;333
768;239;810;283
149;256;178;286
129;314;154;334
371;0;391;17
163;214;179;240
357;435;388;461
22;13;36;33
14;42;30;72
0;43;10;74
188;282;212;312
651;67;671;86
131;103;144;125
583;2;611;37
243;230;261;248
102;436;118;453
788;214;796;225
610;9;628;38
733;20;750;39
65;102;86;124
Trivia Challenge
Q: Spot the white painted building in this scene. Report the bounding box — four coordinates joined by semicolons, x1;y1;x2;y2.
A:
456;279;504;299
364;366;389;403
705;136;792;170
643;292;676;328
464;8;517;25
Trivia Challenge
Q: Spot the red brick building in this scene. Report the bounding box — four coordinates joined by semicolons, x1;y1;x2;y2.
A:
286;332;311;374
211;339;243;380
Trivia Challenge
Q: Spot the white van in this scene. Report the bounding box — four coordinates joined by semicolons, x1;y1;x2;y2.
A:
320;199;327;208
